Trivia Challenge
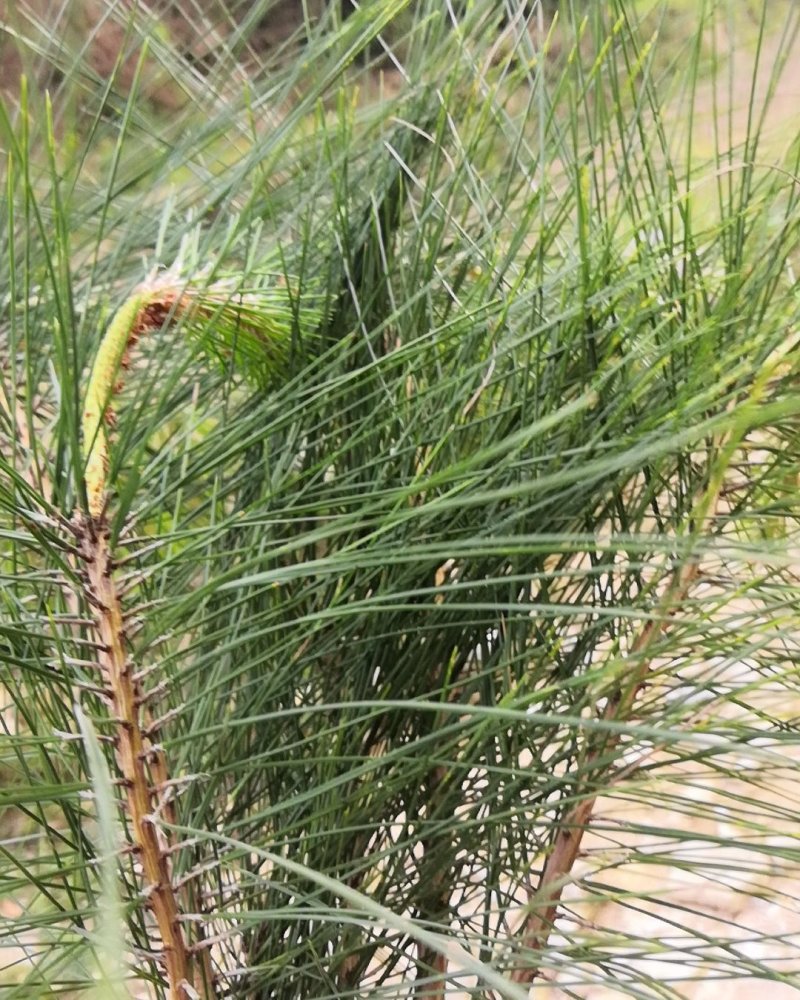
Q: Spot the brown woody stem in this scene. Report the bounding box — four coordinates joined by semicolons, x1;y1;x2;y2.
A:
413;764;451;1000
509;517;717;985
79;512;196;999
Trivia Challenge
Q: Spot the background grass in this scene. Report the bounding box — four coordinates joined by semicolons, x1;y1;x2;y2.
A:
2;2;800;998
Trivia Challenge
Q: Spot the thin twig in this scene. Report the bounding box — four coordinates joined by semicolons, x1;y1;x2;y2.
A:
509;503;720;984
414;764;451;1000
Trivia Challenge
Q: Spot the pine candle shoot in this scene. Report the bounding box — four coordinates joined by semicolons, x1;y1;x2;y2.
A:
81;276;321;517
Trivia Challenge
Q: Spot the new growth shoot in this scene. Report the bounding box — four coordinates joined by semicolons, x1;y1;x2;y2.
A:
75;268;321;998
81;273;321;517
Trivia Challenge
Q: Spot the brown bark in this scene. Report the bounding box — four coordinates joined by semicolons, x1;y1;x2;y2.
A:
414;765;451;1000
79;514;195;1000
509;551;706;985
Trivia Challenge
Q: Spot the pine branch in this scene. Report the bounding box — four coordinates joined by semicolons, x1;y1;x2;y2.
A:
508;482;728;985
71;276;316;996
76;510;199;999
413;764;451;1000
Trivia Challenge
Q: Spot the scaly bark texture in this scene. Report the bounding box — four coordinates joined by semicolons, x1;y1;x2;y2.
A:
77;512;196;999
